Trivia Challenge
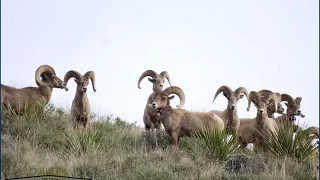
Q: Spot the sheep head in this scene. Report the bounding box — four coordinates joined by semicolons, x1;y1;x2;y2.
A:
149;86;185;113
247;91;279;117
281;94;304;120
212;86;249;111
137;70;172;92
35;65;66;89
258;89;285;115
64;70;97;93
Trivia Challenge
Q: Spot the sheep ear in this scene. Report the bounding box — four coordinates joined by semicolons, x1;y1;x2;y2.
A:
239;94;244;99
168;95;175;100
295;97;302;103
148;78;156;83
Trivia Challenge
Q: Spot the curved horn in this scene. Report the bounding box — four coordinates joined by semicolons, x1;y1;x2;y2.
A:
234;87;249;99
163;86;185;109
63;70;82;91
159;71;172;86
212;86;233;103
35;65;56;87
247;91;260;111
84;71;97;92
258;89;273;99
266;93;279;113
137;70;158;89
281;94;295;104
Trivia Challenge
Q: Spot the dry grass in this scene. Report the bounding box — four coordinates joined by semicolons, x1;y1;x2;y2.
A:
1;103;319;180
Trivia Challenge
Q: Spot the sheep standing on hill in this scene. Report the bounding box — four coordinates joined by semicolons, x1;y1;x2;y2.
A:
210;86;249;134
64;70;96;129
238;91;279;150
137;70;173;131
257;89;285;118
1;65;66;113
149;86;224;150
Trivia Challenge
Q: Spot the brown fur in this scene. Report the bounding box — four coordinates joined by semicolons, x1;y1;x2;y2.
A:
210;86;249;134
64;70;96;129
150;86;224;150
137;70;173;131
238;91;279;150
1;65;66;112
275;94;304;126
257;89;285;118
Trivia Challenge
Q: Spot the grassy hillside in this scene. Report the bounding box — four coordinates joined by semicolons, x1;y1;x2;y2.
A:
1;104;319;180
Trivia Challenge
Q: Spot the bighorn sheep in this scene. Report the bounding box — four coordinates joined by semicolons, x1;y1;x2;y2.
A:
275;94;305;125
149;86;224;150
64;70;96;129
275;94;318;138
210;86;249;134
1;65;66;113
258;89;285;118
137;70;172;131
238;91;279;150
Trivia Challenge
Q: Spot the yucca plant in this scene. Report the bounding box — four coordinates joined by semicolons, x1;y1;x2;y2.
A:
58;128;116;159
259;123;318;164
180;127;241;162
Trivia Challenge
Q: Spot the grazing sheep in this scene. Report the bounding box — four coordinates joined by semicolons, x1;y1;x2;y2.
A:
64;70;96;129
1;65;66;113
149;86;224;150
137;70;172;131
238;91;279;150
258;89;285;118
210;86;249;134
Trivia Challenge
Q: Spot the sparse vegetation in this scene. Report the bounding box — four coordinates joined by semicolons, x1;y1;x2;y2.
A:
1;103;319;180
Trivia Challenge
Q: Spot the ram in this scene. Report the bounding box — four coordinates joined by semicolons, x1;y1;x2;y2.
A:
1;65;66;113
137;70;172;131
64;70;96;129
238;91;279;150
275;94;318;138
258;89;285;118
210;86;249;134
275;93;305;125
149;86;224;150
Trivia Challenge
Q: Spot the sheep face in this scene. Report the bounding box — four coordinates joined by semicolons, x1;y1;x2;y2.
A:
224;92;245;110
257;91;284;116
252;99;269;116
41;72;66;89
213;86;249;111
148;76;165;92
284;97;302;117
137;70;172;92
267;99;284;115
247;91;278;117
74;78;89;93
149;86;185;111
150;92;174;110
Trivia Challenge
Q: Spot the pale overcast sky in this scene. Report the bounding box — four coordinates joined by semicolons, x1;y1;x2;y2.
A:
1;0;319;128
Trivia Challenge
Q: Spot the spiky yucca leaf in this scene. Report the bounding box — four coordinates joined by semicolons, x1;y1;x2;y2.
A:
259;124;318;164
180;126;241;162
58;129;116;159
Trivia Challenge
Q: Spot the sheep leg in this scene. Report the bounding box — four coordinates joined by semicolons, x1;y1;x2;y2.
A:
170;131;179;151
83;117;89;129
